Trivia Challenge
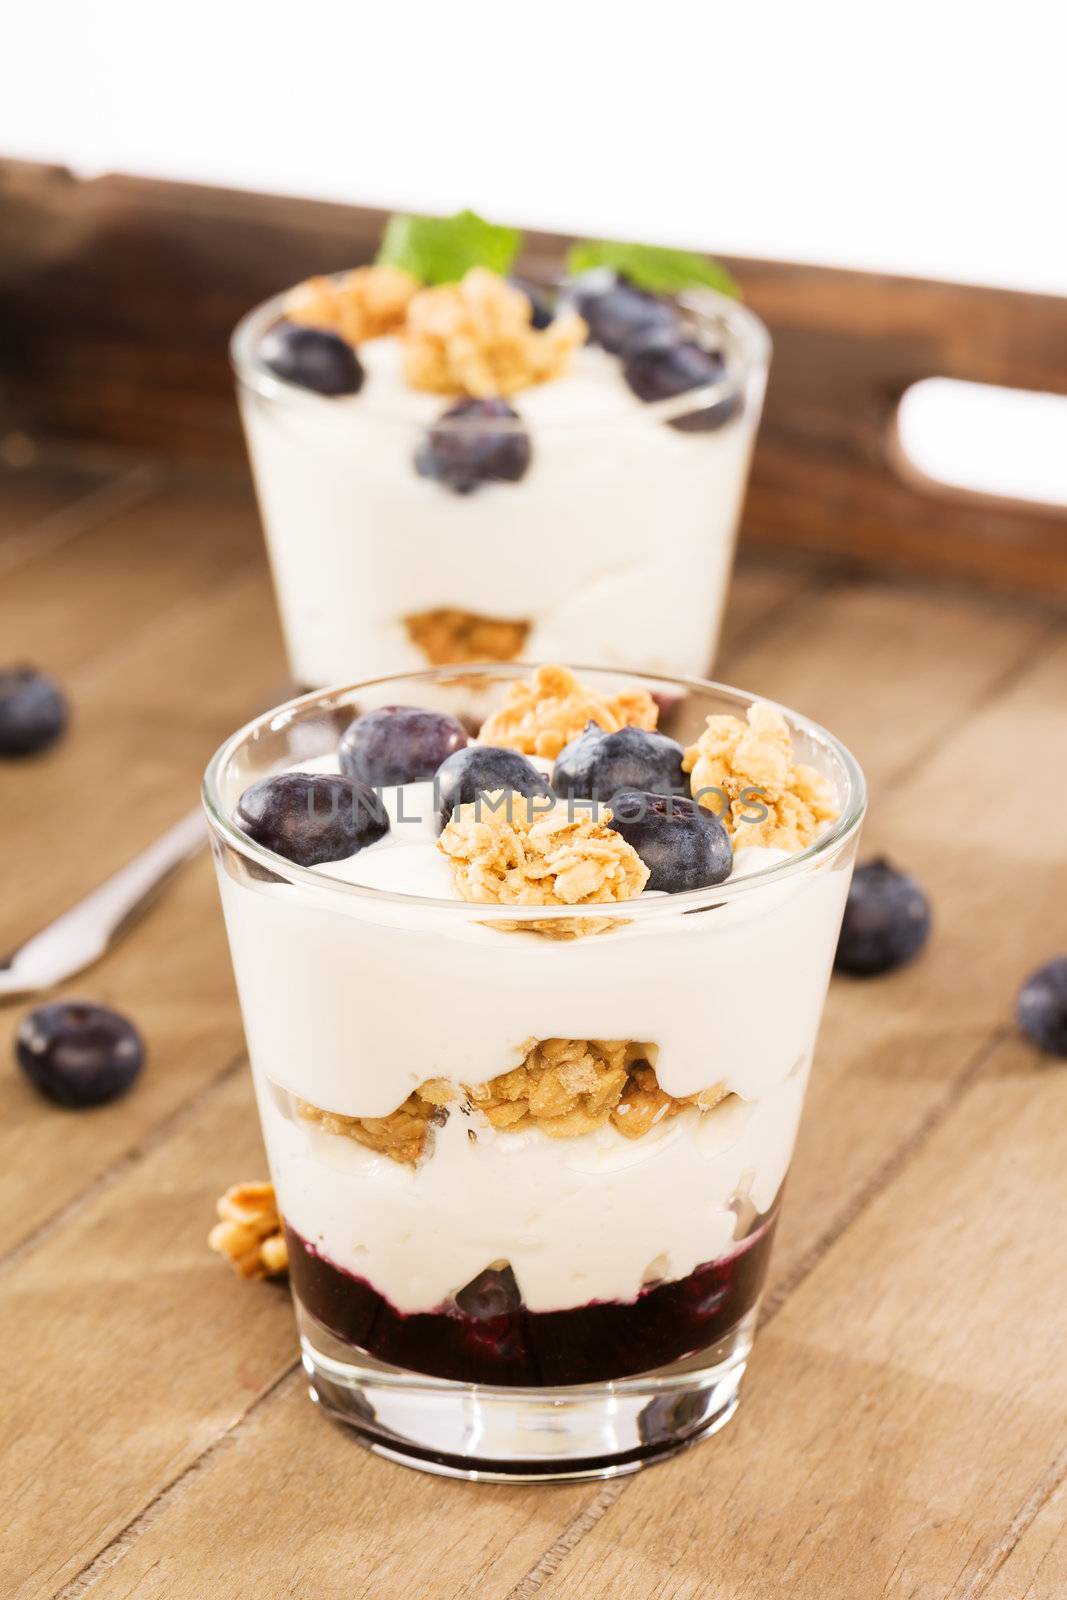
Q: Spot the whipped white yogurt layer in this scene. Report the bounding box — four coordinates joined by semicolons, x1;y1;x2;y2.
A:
238;331;764;688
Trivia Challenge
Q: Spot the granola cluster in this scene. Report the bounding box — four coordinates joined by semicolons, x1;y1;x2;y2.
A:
684;700;839;851
438;793;649;906
471;1037;728;1140
208;1182;288;1279
298;1079;454;1168
404;607;530;666
286;264;418;345
478;664;659;761
403;269;587;397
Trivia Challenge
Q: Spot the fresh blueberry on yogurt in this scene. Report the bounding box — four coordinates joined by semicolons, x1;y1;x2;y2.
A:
16;1001;145;1108
834;857;931;976
435;745;552;830
607;791;733;892
339;706;469;788
0;665;68;756
259;320;364;397
552;723;686;801
415;397;532;495
622;331;740;431
509;276;556;330
1016;957;1067;1057
567;272;679;355
237;772;388;866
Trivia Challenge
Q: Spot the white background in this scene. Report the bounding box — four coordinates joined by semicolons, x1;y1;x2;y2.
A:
3;0;1064;295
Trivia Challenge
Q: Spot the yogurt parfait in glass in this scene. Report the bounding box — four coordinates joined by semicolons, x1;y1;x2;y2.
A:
205;662;863;1480
231;216;770;689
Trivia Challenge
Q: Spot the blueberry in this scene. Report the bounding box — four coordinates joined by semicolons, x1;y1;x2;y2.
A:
454;1262;522;1319
16;1001;145;1108
415;397;532;495
622;330;740;431
237;772;388;866
1017;957;1067;1057
258;319;364;396
834;857;931;977
435;746;552;830
566;271;679;355
552;723;685;801
0;665;67;756
608;791;732;893
339;706;468;788
509;276;556;329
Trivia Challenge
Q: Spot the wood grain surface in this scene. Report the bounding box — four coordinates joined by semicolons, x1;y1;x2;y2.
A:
2;159;1067;594
1;445;1065;1598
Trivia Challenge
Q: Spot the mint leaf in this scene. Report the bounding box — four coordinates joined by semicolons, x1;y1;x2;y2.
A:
566;239;740;298
376;209;522;285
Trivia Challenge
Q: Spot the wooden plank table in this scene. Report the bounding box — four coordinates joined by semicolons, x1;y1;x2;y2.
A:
2;441;1066;1600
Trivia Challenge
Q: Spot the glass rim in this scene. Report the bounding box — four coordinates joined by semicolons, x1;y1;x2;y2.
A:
202;663;866;923
229;278;771;432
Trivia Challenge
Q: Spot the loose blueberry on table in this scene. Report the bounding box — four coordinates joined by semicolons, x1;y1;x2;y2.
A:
608;791;733;892
415;397;532;495
1016;957;1067;1058
0;665;68;757
259;320;364;397
434;744;552;829
834;857;931;976
237;772;388;866
338;706;468;787
16;1001;145;1108
552;723;686;800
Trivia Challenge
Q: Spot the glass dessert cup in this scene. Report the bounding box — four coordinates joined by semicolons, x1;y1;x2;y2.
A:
204;664;864;1482
231;289;770;690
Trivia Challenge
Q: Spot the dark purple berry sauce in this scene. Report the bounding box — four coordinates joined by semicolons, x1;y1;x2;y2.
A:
286;1207;778;1386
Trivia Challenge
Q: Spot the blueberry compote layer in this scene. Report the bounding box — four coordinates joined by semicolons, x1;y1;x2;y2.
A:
286;1206;778;1386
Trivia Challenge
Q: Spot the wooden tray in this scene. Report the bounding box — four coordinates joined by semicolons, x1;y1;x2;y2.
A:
2;157;1067;591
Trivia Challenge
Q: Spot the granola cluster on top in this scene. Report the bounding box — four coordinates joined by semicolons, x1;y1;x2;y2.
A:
438;795;649;907
286;263;586;399
683;700;837;852
478;663;659;761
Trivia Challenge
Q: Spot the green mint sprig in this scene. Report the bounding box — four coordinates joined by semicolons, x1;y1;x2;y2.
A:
376;209;522;285
566;239;740;298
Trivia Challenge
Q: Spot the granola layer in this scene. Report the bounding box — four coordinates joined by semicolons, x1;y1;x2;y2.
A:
295;1039;731;1165
403;607;530;666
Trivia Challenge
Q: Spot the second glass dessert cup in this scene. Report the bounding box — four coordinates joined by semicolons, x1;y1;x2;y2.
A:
204;665;864;1481
231;288;770;690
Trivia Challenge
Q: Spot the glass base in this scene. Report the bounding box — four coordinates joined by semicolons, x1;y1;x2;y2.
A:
298;1302;756;1482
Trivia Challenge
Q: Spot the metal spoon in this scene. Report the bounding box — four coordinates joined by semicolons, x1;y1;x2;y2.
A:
0;807;207;1001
